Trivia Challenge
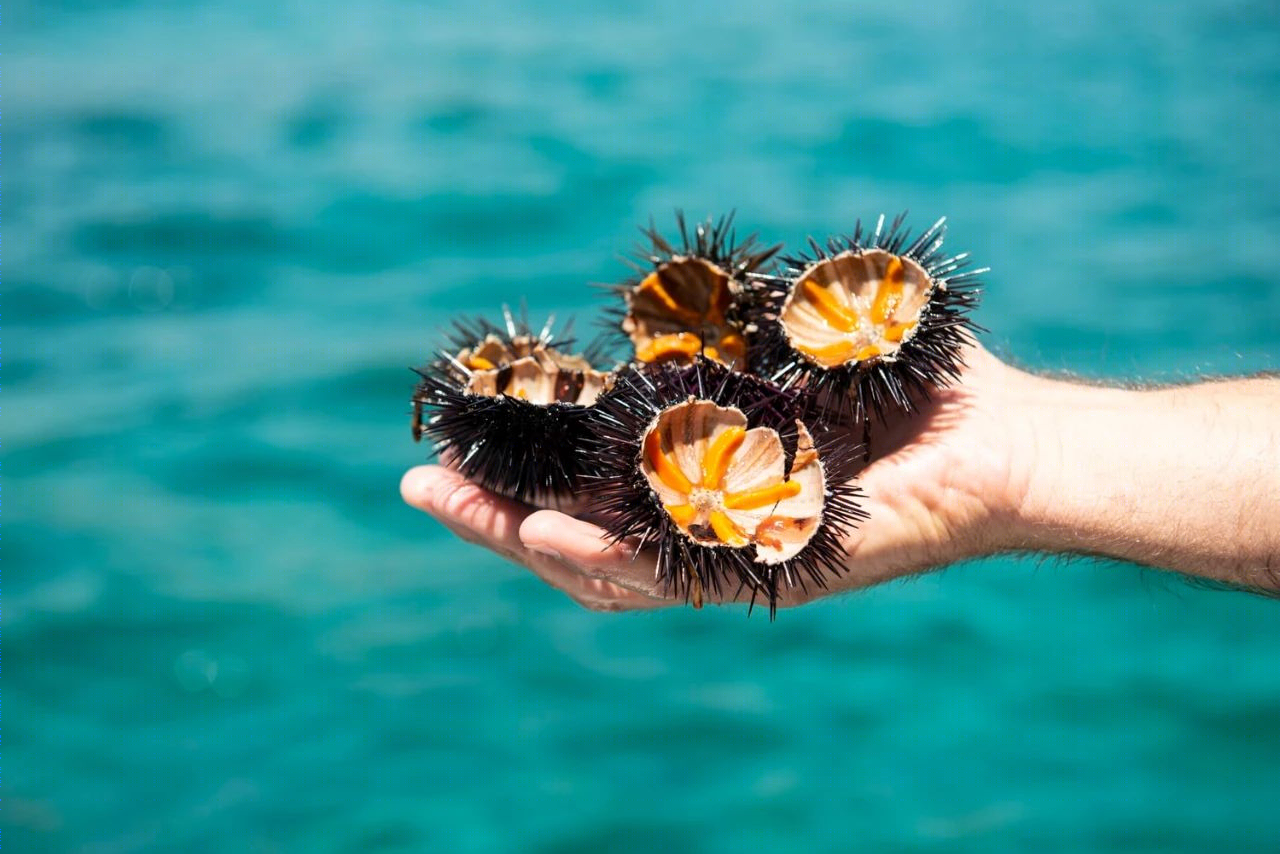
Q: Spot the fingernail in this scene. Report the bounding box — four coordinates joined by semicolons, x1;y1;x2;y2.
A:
526;542;563;561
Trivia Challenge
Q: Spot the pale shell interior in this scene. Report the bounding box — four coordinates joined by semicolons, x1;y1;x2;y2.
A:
622;257;747;369
639;399;825;564
458;334;608;406
780;248;933;368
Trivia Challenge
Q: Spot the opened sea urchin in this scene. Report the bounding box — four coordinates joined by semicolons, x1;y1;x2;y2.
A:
584;361;866;614
412;309;611;503
606;212;780;370
751;213;984;428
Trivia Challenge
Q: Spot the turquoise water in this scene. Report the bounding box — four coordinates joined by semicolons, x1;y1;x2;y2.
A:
8;1;1280;850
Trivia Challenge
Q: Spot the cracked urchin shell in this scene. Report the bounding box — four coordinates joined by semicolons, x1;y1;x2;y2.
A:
749;212;984;429
602;211;781;371
583;359;866;616
412;308;612;503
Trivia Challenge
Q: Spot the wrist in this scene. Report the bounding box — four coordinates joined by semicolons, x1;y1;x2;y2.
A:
1003;377;1119;555
1001;374;1197;565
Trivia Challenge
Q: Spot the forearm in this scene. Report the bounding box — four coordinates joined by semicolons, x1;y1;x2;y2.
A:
1006;372;1280;590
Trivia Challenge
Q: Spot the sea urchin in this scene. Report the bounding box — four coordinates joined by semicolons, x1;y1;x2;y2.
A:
607;212;781;370
412;309;611;504
751;213;984;429
583;360;866;614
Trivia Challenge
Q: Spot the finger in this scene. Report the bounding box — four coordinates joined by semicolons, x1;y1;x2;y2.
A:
517;506;849;610
402;466;665;611
519;510;670;601
438;511;663;611
433;451;590;515
401;465;531;554
519;510;796;608
527;556;671;611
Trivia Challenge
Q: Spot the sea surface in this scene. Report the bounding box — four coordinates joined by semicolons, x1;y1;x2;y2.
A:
7;1;1280;851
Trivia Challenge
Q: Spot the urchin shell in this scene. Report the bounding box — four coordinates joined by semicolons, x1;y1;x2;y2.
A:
750;213;984;428
639;399;827;564
603;211;781;371
412;309;611;503
583;359;866;615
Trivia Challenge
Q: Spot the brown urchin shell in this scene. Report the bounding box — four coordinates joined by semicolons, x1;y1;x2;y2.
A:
456;333;609;406
622;258;748;369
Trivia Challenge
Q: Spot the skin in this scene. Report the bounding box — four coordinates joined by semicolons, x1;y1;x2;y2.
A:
400;342;1280;611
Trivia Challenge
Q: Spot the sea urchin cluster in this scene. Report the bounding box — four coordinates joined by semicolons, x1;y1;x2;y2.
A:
410;211;983;613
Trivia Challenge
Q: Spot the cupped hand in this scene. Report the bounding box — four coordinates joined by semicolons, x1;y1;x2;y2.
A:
400;342;1035;611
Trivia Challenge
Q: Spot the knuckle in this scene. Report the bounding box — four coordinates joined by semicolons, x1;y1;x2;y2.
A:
439;481;490;521
581;597;629;613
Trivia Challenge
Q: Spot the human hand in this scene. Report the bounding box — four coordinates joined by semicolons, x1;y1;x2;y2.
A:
400;341;1039;610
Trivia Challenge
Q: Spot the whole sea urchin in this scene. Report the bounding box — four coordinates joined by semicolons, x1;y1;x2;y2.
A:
412;308;612;504
750;213;984;429
583;360;866;614
606;212;781;370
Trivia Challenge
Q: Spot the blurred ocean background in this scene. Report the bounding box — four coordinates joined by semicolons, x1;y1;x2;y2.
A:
8;0;1280;851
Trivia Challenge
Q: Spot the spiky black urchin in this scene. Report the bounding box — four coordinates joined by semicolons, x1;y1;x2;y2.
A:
412;308;612;504
583;359;867;616
749;213;984;432
602;211;781;371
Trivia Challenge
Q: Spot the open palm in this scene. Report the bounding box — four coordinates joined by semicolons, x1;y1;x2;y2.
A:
401;342;1029;610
